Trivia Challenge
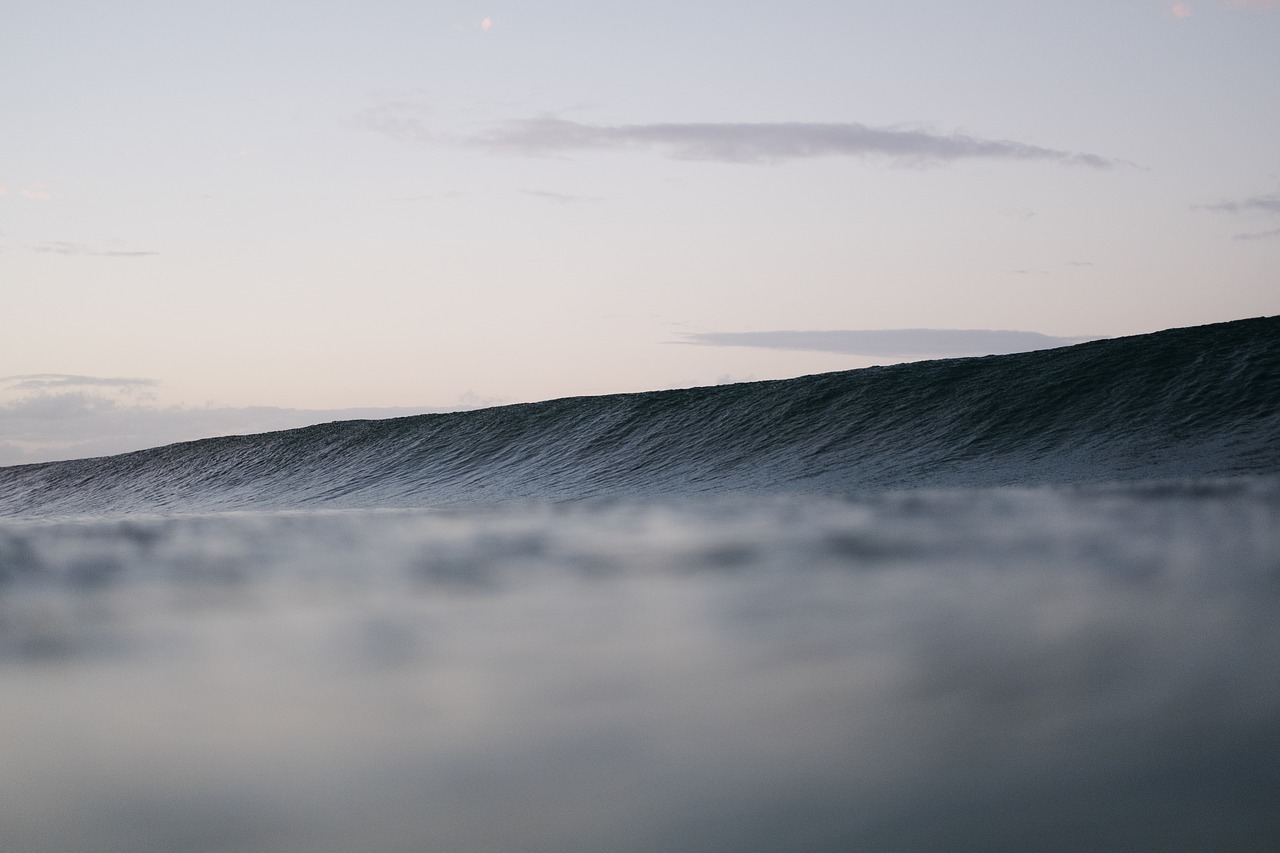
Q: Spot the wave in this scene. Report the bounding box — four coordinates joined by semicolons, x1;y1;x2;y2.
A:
2;315;1277;517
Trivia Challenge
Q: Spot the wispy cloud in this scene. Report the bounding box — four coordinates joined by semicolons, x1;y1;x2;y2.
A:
32;241;159;257
680;329;1095;358
520;189;604;204
1197;190;1280;239
468;115;1125;168
348;101;437;146
1234;227;1280;241
1199;191;1280;215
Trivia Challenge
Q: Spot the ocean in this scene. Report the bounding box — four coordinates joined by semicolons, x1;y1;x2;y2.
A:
1;316;1278;851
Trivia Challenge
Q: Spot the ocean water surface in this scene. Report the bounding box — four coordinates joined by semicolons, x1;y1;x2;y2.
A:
1;317;1278;851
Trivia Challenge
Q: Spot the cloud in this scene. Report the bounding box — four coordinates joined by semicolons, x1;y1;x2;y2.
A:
1234;227;1280;241
31;241;159;257
2;374;158;393
352;104;1126;169
347;101;437;146
480;15;494;31
468;115;1125;168
1197;191;1280;240
519;189;603;205
1172;2;1193;17
1199;191;1280;215
680;329;1094;358
0;375;488;465
0;398;438;466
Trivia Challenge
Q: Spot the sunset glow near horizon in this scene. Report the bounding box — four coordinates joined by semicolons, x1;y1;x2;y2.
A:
2;0;1278;463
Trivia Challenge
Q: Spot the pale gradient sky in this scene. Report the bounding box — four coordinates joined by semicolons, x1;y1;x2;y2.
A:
2;0;1278;462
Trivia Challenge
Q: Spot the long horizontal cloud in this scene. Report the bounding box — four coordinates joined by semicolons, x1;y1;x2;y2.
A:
32;241;159;257
1199;191;1280;215
469;115;1123;168
681;329;1094;358
351;104;1125;168
1234;226;1280;241
520;188;604;205
2;374;159;392
1196;190;1280;239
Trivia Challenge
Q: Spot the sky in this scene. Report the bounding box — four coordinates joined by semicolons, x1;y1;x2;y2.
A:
3;0;1278;464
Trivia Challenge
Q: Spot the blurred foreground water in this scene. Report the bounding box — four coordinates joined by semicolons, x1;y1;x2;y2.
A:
2;479;1278;852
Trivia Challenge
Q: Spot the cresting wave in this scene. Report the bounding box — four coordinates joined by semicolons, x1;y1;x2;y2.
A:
1;316;1277;517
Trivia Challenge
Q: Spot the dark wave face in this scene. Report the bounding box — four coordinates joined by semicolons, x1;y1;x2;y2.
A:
1;316;1277;517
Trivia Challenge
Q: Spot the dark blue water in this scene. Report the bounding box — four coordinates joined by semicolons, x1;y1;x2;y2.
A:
1;317;1277;852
